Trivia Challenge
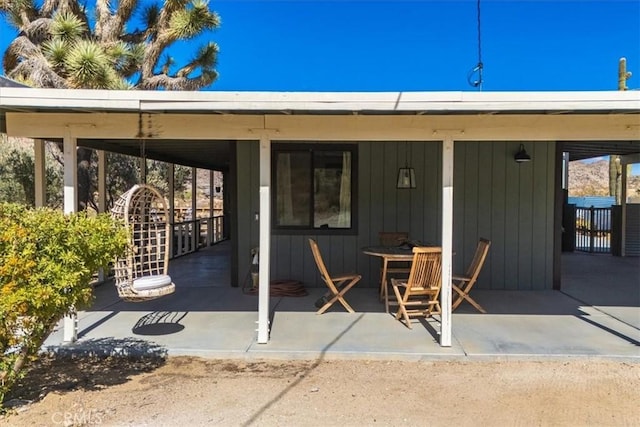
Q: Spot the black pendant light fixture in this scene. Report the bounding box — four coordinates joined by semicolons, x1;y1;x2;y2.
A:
514;144;532;163
397;142;416;189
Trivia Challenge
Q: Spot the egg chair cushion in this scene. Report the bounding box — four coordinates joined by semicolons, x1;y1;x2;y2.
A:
133;274;173;291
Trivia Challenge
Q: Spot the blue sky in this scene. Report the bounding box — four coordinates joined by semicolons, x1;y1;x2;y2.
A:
1;1;639;170
1;1;639;92
206;0;640;92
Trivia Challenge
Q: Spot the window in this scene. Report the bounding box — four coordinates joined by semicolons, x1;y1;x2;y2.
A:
273;144;357;234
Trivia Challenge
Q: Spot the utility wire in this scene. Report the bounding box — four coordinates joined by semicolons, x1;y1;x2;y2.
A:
467;0;484;90
476;0;483;90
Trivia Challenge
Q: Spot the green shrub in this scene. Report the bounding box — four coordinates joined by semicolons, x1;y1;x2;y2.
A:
0;203;128;405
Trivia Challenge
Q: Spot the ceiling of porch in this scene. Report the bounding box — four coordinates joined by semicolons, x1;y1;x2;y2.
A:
71;138;640;171
560;141;640;161
78;138;233;171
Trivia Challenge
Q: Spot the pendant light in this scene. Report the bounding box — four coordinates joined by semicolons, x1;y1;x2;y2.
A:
397;142;416;189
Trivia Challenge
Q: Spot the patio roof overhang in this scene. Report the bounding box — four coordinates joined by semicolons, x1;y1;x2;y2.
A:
2;87;638;347
1;88;639;169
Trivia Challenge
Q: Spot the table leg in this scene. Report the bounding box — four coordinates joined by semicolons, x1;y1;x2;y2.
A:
380;258;389;307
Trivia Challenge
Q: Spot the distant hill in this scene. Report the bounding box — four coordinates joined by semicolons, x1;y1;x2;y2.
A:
569;159;640;201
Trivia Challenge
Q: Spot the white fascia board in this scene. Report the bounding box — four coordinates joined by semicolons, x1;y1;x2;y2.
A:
0;87;140;110
397;91;640;112
1;87;639;114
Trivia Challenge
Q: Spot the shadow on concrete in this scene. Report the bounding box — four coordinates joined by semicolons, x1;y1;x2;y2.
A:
132;311;188;335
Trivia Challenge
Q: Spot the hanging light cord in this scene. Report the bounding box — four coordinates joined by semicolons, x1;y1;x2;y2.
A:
467;0;483;90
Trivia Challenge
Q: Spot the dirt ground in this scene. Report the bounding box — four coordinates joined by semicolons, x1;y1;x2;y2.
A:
1;355;639;427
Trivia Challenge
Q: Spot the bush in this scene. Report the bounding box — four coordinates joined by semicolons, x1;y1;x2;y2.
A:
0;203;128;406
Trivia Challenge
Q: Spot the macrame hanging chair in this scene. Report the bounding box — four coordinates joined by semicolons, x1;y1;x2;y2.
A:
111;184;175;302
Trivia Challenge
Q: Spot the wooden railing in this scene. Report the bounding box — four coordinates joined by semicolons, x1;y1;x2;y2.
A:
171;215;225;258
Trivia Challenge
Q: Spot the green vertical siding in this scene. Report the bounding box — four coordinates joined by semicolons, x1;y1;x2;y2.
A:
235;140;556;291
235;141;260;288
454;141;556;290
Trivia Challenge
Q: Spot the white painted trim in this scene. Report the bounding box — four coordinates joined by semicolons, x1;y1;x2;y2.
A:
62;131;78;343
168;163;175;257
1;87;638;113
191;166;197;220
440;137;454;347
257;137;271;344
63;132;77;215
34;139;45;207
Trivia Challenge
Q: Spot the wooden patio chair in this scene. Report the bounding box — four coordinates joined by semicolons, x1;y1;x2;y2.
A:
378;231;410;302
391;247;442;329
308;239;362;314
452;238;491;313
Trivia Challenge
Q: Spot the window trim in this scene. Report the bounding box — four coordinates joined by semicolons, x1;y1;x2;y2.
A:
271;142;358;236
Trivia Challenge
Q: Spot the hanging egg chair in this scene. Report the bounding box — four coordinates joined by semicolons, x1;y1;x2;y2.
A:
111;184;175;302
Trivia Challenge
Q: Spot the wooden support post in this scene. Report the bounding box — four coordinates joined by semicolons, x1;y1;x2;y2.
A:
168;163;175;258
440;136;454;347
621;163;627;256
63;131;78;343
191;166;197;250
97;150;106;281
209;170;214;245
34;139;46;207
257;136;271;344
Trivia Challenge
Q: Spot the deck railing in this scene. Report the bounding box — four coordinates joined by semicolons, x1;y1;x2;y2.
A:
171;215;225;258
575;206;611;253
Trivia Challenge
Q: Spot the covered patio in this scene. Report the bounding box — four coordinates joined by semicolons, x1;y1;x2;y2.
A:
43;241;639;360
1;88;639;350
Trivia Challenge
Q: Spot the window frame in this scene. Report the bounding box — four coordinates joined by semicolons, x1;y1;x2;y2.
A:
271;142;358;236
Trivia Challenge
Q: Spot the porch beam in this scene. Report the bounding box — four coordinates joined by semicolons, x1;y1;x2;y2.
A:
34;138;45;207
98;150;106;213
62;130;78;343
620;153;640;165
168;163;175;258
209;170;214;245
6;112;639;142
257;136;271;344
192;167;197;250
440;136;454;347
621;164;627;257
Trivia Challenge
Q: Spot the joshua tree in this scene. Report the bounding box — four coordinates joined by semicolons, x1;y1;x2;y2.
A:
1;0;220;90
1;0;220;209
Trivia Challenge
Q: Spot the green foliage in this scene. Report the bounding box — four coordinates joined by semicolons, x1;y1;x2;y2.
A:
0;203;128;405
1;0;221;90
50;11;86;41
0;137;62;208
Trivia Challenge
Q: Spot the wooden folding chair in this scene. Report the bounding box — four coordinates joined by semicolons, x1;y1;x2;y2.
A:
378;231;410;303
391;247;442;329
308;239;362;314
452;238;491;313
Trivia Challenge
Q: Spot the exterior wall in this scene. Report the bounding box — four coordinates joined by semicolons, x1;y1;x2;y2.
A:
454;141;556;290
234;140;260;287
624;204;640;256
235;140;557;291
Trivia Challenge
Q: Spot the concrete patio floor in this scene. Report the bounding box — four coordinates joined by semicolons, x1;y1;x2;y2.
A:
44;242;640;361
